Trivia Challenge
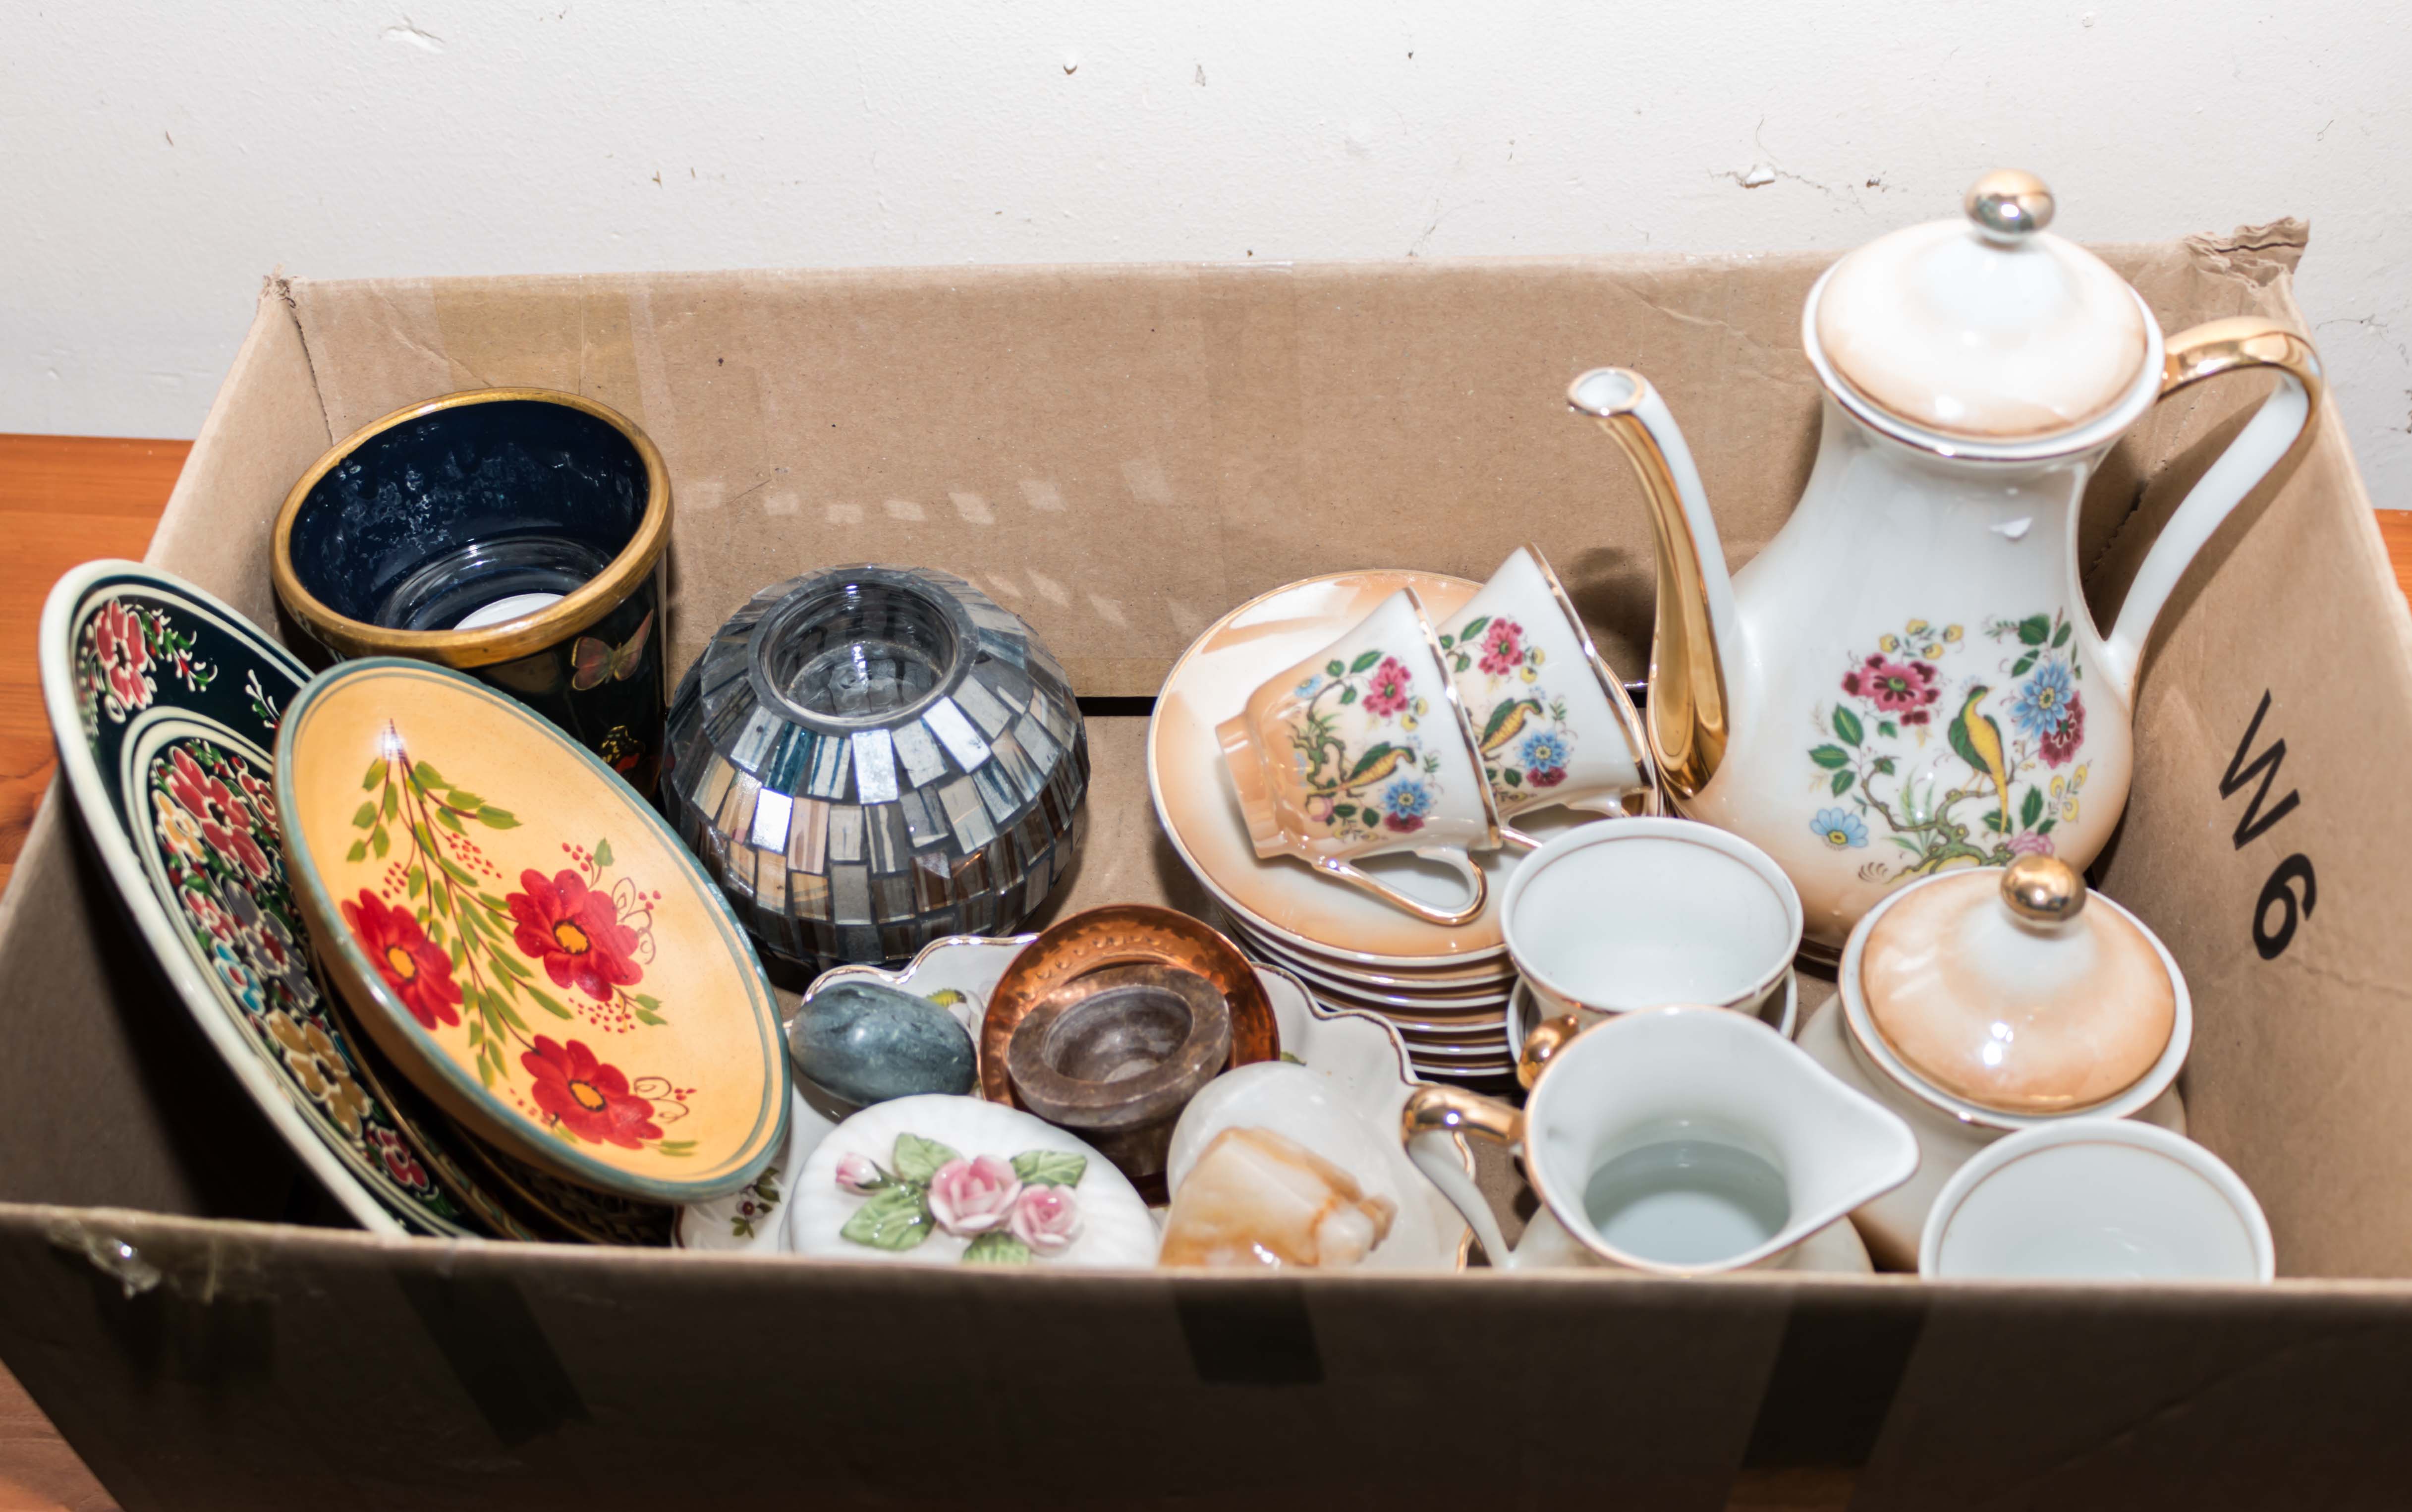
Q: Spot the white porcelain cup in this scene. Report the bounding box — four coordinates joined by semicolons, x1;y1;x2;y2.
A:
1401;1006;1916;1275
1435;545;1657;844
1919;1118;2274;1283
1219;588;1502;925
1500;820;1801;1086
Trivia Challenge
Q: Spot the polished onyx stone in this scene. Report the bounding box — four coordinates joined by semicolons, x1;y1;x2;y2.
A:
788;978;978;1105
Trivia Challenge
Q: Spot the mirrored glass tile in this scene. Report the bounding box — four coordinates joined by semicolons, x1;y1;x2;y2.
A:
866;802;908;874
827;803;866;864
990;729;1040;801
838;923;882;961
850;728;900;805
766;727;814;794
730;708;781;774
899;786;949;850
890;719;947;788
806;732;852;799
973;763;1020;825
912;852;954;910
1031;690;1078;747
787;796;830;874
922;697;992;771
694;754;737;823
830;863;872;925
981;662;1033;714
787;869;831;922
954;678;1013;739
872;873;914;920
749;849;788;915
748;788;794;853
703;693;753;750
1014;713;1061;773
939;776;995;853
717;772;761;841
977;626;1028;669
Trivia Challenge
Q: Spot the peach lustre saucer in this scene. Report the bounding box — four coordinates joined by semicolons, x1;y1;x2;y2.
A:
277;659;787;1203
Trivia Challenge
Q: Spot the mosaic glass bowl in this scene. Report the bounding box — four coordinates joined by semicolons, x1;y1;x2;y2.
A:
664;565;1090;969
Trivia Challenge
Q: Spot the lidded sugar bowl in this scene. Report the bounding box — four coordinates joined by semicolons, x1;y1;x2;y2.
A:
1797;852;2192;1268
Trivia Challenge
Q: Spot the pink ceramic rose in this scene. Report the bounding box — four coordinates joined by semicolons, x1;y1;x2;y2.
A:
927;1155;1022;1236
1009;1184;1082;1255
834;1152;885;1195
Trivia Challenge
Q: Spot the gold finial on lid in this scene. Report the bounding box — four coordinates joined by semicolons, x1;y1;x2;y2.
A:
2001;852;2085;925
1963;169;2055;243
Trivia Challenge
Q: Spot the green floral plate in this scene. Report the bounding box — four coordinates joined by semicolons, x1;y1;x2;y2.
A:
38;561;498;1235
277;659;788;1204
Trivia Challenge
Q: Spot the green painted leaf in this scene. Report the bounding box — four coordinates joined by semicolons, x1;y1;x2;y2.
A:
1831;769;1853;796
381;784;399;819
1833;707;1863;746
406;865;424;898
1809;745;1851;770
1332;803;1357;820
1983;808;2005;834
1502;768;1522;787
632;992;662;1010
1279;1051;1306;1065
1010;1150;1087;1188
1871;756;1898;775
2017;615;2050;646
633;1005;666;1027
477;807;520;830
476;1049;496;1089
2036;817;2057;835
488;944;531;977
370;825;390;859
413;761;447;789
2051;619;2072;648
1346;742;1400;782
491;989;532;1033
962;1232;1031;1265
1348;650;1383;674
893;1133;961;1184
446;790;485;810
839;1186;932;1251
594;838;614;868
1879;721;1898;737
1338;686;1357;706
523;984;572;1020
2012;654;2036;676
345;840;368;863
434;806;465;834
1325;659;1345;678
2020;787;2045;828
1455;616;1491;643
351;801;377;829
655;1140;695;1157
361;759;386;790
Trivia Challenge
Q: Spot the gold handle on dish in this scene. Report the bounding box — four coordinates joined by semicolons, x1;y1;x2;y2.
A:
1401;1083;1523;1148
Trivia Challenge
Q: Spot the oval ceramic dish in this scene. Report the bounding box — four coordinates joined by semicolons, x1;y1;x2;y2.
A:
277;659;788;1202
38;562;492;1236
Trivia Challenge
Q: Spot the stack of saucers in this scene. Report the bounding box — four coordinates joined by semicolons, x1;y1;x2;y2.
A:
1149;571;1536;1082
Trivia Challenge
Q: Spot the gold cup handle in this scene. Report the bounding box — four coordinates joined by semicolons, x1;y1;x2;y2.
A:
1311;850;1488;927
2101;317;2325;696
1516;1012;1586;1091
1401;1084;1523;1268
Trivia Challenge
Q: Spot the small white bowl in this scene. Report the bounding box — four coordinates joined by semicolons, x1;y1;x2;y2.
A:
1919;1119;2273;1283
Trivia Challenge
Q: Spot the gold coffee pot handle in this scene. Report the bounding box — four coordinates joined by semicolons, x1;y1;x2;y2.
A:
2100;317;2324;696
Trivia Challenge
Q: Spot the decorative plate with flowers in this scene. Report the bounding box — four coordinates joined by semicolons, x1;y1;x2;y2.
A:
1807;610;2094;888
41;564;483;1236
278;660;786;1205
1284;653;1448;843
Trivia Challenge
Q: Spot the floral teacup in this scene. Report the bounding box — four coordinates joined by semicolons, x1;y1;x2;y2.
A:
1218;588;1500;925
1436;546;1657;845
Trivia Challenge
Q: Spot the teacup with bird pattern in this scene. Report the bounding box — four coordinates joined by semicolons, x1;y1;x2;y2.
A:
1217;588;1502;927
1436;546;1657;846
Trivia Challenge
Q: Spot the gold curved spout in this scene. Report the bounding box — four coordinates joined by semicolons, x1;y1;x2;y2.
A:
1568;369;1730;802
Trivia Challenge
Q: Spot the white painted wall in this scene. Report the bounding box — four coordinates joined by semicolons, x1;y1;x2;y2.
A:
6;1;2408;504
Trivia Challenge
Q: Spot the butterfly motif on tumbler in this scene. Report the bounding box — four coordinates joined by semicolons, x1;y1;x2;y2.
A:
570;611;655;691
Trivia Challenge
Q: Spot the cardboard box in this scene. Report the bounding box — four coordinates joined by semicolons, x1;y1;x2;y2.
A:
5;229;2410;1511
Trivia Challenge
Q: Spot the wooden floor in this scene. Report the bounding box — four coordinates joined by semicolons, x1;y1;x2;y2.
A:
0;431;2406;1510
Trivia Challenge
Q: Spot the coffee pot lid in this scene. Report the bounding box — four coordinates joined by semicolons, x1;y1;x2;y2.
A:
1813;171;2151;442
1858;855;2175;1115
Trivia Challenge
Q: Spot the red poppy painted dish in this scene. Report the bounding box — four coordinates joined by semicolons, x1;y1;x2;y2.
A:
277;659;788;1203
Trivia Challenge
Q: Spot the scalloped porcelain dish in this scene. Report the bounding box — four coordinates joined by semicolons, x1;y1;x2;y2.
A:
757;933;1473;1268
278;659;788;1204
38;561;493;1237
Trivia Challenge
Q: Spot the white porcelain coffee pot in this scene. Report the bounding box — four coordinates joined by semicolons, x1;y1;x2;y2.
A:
1572;170;2325;952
